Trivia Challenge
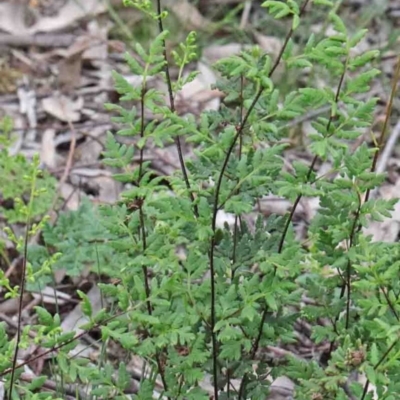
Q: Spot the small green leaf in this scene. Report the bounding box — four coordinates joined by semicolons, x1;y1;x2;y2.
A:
77;290;93;318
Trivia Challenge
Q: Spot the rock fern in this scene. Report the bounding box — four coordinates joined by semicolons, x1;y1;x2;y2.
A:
1;1;400;400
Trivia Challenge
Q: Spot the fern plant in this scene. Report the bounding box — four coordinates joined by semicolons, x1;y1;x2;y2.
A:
1;0;400;399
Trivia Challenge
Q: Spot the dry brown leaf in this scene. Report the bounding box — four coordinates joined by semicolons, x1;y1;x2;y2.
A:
216;210;235;228
363;181;400;243
0;2;28;36
61;285;103;357
93;175;122;204
29;0;106;34
56;36;91;59
259;195;291;216
60;182;80;211
17;86;37;131
253;32;282;57
268;376;295;400
54;130;83;147
58;54;82;90
239;0;252;30
358;373;378;400
0;0;105;35
83;20;109;61
164;0;210;30
62;290;102;331
42;95;83;122
40;129;57;168
201;0;243;3
0;32;76;48
70;168;113;178
30;286;71;305
55;35;96;90
175;61;221;113
77;129;105;164
203;43;248;64
0;294;31;315
58;55;84;91
8;130;24;157
68;168;121;203
121;74;155;88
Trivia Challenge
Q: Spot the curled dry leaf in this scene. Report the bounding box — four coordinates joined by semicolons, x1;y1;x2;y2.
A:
58;55;82;90
57;37;87;90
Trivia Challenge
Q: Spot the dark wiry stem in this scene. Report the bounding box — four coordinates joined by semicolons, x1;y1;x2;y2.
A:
274;58;349;367
360;273;400;400
206;2;310;398
278;55;348;254
345;197;362;329
0;309;133;379
7;222;29;399
231;74;245;281
329;57;400;360
366;57;400;201
209;80;264;400
156;0;198;218
361;340;397;400
137;82;170;398
359;59;400;400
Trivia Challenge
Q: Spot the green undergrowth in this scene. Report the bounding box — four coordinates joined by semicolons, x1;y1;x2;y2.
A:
0;116;56;277
1;0;400;399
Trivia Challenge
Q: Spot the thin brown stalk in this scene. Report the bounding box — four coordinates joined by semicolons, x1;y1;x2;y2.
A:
365;56;400;203
156;0;198;218
0;308;137;379
360;340;397;400
277;56;348;256
328;57;400;362
136;81;170;396
7;219;29;399
208;2;310;398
